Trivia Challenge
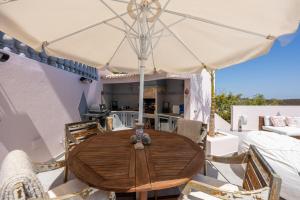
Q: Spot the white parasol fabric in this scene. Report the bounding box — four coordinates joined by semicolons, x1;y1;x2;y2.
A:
0;0;299;74
0;0;299;125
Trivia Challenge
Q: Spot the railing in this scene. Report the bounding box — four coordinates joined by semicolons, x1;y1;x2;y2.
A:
110;111;181;132
111;111;139;129
0;31;98;80
157;114;180;132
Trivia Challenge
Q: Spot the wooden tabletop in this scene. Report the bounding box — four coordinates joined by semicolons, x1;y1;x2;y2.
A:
68;129;205;193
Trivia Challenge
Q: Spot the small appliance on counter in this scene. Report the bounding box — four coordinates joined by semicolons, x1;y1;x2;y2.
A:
179;104;184;114
85;104;110;127
144;98;155;114
111;100;118;110
172;105;180;114
162;101;170;113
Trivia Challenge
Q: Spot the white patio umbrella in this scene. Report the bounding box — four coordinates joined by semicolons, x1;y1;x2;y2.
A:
0;0;299;135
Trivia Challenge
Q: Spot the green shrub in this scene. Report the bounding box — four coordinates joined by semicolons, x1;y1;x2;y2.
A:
216;93;281;123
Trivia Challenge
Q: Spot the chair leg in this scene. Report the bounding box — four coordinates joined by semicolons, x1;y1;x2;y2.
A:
203;160;207;176
154;191;158;200
64;165;69;183
64;136;69;183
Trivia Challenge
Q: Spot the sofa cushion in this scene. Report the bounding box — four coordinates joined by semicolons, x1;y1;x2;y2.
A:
286;117;300;127
264;116;272;126
270;116;286;127
177;119;204;143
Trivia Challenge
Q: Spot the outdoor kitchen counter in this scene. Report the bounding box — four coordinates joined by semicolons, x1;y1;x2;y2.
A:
110;111;183;130
110;110;183;118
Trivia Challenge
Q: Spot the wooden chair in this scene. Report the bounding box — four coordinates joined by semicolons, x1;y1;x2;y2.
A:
180;145;282;200
0;150;115;200
175;118;208;151
64;120;105;182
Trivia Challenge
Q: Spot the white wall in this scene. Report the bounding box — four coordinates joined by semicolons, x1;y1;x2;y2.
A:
231;105;300;130
215;113;231;131
0;51;101;163
187;70;211;124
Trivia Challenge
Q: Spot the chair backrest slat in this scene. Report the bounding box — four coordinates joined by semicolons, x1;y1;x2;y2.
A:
64;120;103;182
243;145;281;200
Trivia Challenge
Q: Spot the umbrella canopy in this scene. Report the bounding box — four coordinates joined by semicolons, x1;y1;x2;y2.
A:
1;0;299;129
0;0;299;73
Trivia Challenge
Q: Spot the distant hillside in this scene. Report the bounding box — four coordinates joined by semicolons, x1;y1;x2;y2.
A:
280;99;300;105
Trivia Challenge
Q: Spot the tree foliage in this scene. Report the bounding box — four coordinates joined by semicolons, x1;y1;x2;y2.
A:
216;93;281;122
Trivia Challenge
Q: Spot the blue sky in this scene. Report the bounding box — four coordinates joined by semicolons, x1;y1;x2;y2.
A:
216;28;300;99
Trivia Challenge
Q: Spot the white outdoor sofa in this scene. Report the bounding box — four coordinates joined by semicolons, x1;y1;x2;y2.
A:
231;130;300;200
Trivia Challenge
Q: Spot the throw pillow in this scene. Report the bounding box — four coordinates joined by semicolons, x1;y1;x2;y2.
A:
270;116;286;127
286;117;298;127
264;116;272;126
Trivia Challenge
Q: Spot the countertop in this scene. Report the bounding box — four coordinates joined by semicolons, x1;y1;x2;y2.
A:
110;110;183;118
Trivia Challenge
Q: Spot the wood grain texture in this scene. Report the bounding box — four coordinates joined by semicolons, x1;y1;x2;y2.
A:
258;116;265;131
64;120;102;182
68;129;204;193
182;145;281;200
243;145;281;200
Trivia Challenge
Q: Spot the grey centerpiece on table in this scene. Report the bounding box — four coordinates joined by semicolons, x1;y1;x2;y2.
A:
130;133;151;145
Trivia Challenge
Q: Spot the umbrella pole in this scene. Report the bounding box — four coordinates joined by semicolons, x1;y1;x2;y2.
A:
138;59;145;125
208;70;216;136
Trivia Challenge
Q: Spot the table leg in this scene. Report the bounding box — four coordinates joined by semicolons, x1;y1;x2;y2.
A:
138;192;148;200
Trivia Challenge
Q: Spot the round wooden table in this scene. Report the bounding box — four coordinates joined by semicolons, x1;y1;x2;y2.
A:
68;129;205;200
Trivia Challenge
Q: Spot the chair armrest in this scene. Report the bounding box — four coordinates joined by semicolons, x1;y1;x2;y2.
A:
180;180;269;200
33;160;65;173
45;188;116;200
66;130;80;145
47;187;94;200
97;124;107;133
205;152;248;164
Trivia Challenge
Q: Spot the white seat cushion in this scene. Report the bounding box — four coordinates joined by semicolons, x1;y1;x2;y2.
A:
48;179;111;200
177;119;203;143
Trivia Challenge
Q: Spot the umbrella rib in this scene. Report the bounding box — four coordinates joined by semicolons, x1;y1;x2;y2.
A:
152;17;186;36
0;0;19;6
149;29;164;54
164;9;272;39
146;19;157;71
99;0;138;35
107;15;139;65
104;22;137;37
148;0;171;35
107;35;127;65
111;0;129;4
153;12;205;67
46;11;130;46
